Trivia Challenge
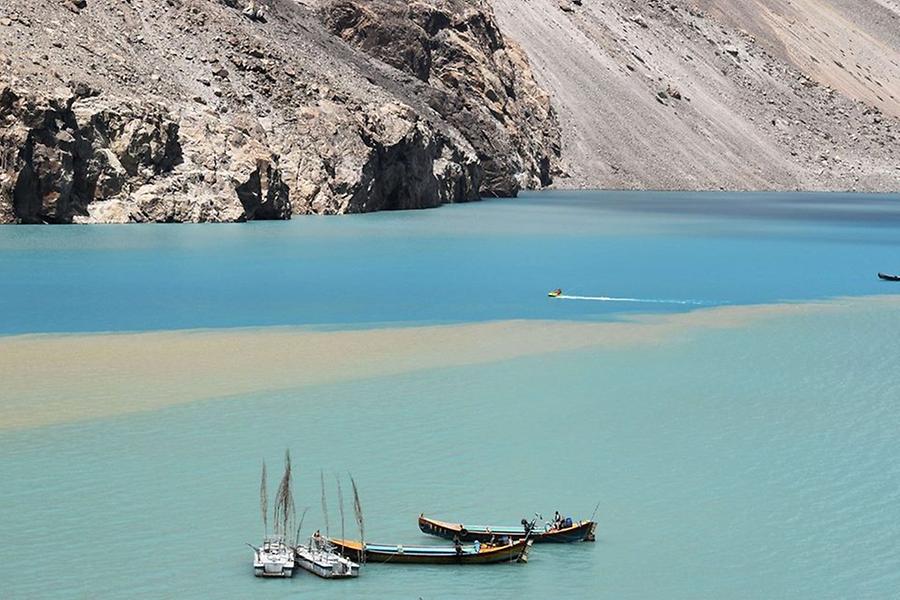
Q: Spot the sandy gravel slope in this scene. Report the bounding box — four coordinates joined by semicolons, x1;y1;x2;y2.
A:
696;0;900;117
490;0;898;192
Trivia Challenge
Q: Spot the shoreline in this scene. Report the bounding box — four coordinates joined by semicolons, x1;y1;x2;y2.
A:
2;188;898;228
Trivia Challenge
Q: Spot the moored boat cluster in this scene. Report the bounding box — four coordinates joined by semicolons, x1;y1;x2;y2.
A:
249;450;598;581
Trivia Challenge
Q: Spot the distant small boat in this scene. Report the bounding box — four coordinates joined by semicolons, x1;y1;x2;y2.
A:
419;514;596;544
329;537;532;564
294;535;359;578
878;273;900;282
548;288;563;297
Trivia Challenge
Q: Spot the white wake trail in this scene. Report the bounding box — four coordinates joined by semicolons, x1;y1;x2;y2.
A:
556;295;711;306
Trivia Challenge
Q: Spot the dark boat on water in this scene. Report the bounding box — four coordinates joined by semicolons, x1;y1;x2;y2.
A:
878;273;900;282
418;514;597;544
329;537;531;564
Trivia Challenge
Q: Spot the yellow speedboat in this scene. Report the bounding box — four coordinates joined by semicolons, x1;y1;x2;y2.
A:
548;288;563;298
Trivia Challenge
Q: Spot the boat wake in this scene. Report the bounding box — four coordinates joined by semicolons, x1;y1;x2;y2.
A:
556;295;714;306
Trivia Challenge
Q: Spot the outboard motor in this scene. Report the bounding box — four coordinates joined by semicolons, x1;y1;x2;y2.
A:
521;518;533;534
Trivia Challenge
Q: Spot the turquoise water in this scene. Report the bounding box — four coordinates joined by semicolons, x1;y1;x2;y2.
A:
2;191;900;599
1;191;899;334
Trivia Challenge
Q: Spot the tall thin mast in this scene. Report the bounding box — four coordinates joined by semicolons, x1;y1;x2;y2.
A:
336;474;345;544
320;469;331;538
350;475;365;564
274;449;295;539
259;460;268;538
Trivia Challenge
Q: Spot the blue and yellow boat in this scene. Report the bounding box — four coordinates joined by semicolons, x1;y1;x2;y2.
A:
329;537;531;564
418;514;596;544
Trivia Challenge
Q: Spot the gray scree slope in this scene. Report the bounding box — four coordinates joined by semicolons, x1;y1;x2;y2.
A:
490;0;898;192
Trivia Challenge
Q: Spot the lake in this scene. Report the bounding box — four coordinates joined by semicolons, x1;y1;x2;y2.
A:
1;190;899;599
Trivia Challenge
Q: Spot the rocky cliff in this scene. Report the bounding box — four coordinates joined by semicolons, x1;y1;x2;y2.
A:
320;0;560;196
0;0;558;223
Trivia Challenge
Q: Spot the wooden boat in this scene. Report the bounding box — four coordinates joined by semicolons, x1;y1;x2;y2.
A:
878;272;900;282
548;288;563;297
418;514;596;544
329;537;531;564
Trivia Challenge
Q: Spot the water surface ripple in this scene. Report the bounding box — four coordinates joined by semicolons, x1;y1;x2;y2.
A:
1;191;899;599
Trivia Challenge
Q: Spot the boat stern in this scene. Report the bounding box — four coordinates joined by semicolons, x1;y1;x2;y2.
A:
585;520;597;542
517;540;533;563
254;560;294;577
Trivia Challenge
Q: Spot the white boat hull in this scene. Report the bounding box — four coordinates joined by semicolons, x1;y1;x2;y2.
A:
254;565;294;578
252;536;295;578
295;544;360;579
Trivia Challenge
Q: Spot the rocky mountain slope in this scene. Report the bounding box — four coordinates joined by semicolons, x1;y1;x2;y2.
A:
320;0;559;196
1;0;897;224
0;0;558;223
490;0;899;191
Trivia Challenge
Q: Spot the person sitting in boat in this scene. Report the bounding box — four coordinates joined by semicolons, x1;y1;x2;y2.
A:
485;528;495;546
552;512;574;530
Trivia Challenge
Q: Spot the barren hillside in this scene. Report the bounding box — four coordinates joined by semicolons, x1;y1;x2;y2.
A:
490;0;899;191
695;0;900;117
0;0;558;223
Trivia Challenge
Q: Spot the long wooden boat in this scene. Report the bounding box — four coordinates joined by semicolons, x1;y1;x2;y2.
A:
418;514;596;544
329;538;531;564
878;272;900;282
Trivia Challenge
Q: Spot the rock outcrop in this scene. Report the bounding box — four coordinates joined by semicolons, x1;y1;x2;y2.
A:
0;84;290;223
0;0;557;223
320;0;560;196
278;98;480;214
